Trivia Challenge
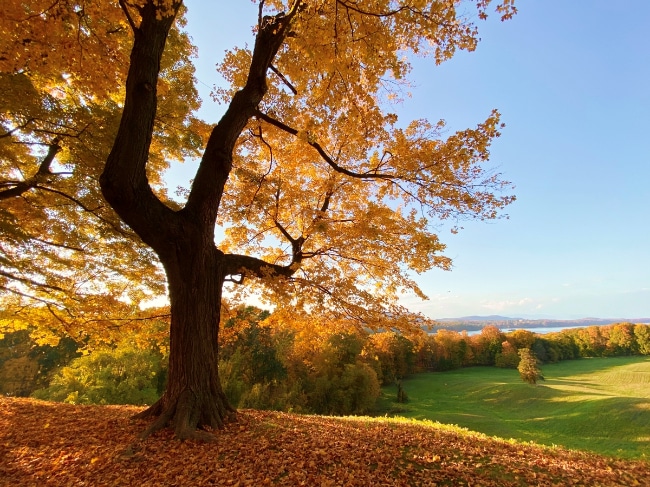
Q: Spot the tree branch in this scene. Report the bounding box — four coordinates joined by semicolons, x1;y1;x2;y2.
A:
0;118;35;139
30;185;142;239
0;285;64;308
183;4;302;222
26;235;85;252
223;252;300;282
100;0;183;252
254;109;394;181
0;140;61;201
270;65;298;95
0;269;66;293
119;0;139;34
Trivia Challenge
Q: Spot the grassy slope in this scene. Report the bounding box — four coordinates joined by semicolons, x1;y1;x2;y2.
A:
1;397;648;486
377;356;650;459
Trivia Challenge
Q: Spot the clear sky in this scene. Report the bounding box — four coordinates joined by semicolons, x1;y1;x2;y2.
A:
173;0;650;320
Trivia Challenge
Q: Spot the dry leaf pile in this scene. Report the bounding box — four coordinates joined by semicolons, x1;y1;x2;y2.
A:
1;397;648;486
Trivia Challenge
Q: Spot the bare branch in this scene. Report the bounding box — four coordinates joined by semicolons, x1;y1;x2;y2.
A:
0;269;66;293
119;0;138;34
254;109;393;181
33;185;102;213
0;118;35;139
46;303;73;328
270;65;298;95
0;285;63;308
246;125;275;211
27;235;85;252
335;0;442;22
83;313;172;325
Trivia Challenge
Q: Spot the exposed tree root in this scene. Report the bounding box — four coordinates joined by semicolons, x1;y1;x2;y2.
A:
134;389;236;441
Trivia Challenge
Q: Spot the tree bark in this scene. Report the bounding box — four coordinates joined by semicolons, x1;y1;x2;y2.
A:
136;241;235;441
100;1;300;440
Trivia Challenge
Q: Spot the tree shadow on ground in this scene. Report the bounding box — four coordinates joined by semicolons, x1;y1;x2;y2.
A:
377;358;650;459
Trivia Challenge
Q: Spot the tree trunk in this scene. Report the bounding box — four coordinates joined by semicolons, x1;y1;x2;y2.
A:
99;1;298;440
136;240;235;441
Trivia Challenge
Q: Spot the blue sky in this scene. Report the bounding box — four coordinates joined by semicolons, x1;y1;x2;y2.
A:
173;0;650;320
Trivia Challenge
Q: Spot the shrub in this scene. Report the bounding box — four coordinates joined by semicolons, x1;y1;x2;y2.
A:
32;345;163;405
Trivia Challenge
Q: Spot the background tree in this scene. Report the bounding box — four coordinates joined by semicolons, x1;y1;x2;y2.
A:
0;0;513;438
470;325;504;365
517;348;543;385
431;329;472;370
366;331;416;384
606;323;637;356
634;324;650;355
494;340;519;368
0;328;80;396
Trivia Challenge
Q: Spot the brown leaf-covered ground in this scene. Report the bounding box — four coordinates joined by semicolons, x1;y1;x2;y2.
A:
1;397;648;486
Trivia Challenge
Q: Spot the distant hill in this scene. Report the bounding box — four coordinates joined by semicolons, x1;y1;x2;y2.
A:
431;316;650;332
438;315;521;322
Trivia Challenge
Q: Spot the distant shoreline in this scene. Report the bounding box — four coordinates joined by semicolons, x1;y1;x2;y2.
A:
428;317;650;335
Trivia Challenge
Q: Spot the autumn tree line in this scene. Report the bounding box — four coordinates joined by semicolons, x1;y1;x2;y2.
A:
2;311;648;415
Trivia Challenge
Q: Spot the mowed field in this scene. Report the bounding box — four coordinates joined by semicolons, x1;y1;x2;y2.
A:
377;356;650;459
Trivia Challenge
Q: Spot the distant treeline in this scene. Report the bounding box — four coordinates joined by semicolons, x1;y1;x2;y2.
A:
416;322;650;371
2;314;648;415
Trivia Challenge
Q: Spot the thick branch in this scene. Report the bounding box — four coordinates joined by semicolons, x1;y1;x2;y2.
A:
0;140;60;201
100;0;181;251
119;0;139;34
223;253;299;282
183;4;301;222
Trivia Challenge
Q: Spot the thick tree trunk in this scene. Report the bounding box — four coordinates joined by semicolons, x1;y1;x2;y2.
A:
136;241;235;441
100;1;298;440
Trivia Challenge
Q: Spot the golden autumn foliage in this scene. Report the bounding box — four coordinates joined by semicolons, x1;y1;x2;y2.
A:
217;1;517;325
5;0;518;437
0;1;207;343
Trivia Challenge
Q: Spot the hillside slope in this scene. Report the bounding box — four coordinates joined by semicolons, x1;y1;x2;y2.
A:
1;398;647;486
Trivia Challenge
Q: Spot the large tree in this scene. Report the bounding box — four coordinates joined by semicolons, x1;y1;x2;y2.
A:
98;0;516;440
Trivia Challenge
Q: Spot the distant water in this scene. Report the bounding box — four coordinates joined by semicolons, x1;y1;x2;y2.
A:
462;325;597;336
433;322;650;336
500;325;593;335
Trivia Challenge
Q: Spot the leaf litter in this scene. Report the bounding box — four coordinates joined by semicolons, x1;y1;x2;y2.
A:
1;397;648;486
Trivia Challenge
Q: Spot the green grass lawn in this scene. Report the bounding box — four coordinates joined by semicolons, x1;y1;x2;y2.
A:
376;356;650;459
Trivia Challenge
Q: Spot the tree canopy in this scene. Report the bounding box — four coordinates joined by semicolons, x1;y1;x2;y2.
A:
3;0;517;438
213;0;516;326
0;0;206;344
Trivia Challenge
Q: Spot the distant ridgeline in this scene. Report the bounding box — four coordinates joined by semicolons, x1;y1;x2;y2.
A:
430;316;650;334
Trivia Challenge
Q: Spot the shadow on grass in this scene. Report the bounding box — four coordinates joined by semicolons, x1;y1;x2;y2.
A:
376;358;650;459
